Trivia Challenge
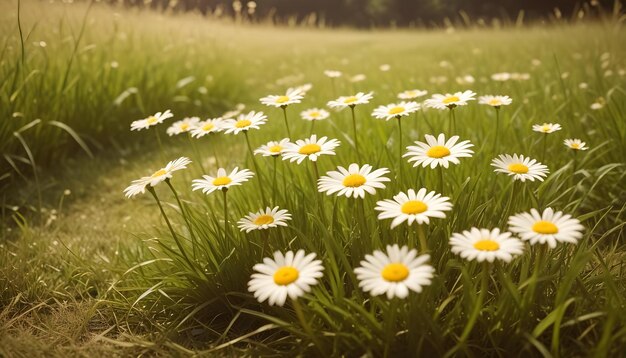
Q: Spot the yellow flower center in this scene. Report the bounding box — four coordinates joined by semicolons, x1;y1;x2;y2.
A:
269;145;282;153
426;145;451;158
309;111;320;118
507;163;529;174
146;116;158;124
343;96;358;104
406;91;417;97
532;220;559;234
401;200;428;214
253;214;274;226
235;119;251;128
202;123;214;131
342;174;366;187
542;125;551;132
388;106;405;115
443;96;460;104
570;143;580;149
212;176;232;186
473;240;500;251
381;263;409;282
276;95;290;104
273;266;299;285
151;169;167;178
298;143;321;155
180;123;190;131
489;99;501;106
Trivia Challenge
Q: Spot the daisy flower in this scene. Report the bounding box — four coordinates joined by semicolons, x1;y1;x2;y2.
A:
282;135;340;164
248;250;324;306
166;116;200;136
398;89;428;100
130;109;173;131
223;111;267;135
424;90;476;110
289;83;312;95
404;133;474;169
324;70;342;78
350;74;367;83
449;228;524;263
491;72;511;82
508;208;584;248
532;123;562;134
259;88;304;108
354;244;434;299
238;206;292;233
254;138;291;157
564;139;589;151
379;64;391;72
190;118;225;138
375;188;452;228
478;95;513;108
317;163;390;199
191;167;254;194
300;108;330;121
124;157;191;198
491;154;549;182
372;101;420;121
327;92;374;110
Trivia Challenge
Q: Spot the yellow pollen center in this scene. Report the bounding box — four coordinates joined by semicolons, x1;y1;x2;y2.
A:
381;263;409;282
342;174;366;187
212;176;232;186
253;214;274;226
489;99;501;106
273;266;299;285
473;240;500;251
181;123;190;131
443;96;460;104
426;145;451;158
401;200;428;214
407;91;417;97
146;116;158;124
151;169;167;178
269;145;282;153
202;123;214;131
542;125;550;132
309;111;320;118
508;163;529;174
343;96;358;104
235;119;251;128
276;96;290;104
298;143;321;155
532;221;559;234
389;106;405;115
570;143;580;149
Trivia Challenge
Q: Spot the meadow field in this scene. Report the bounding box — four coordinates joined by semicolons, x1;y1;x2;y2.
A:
1;1;626;356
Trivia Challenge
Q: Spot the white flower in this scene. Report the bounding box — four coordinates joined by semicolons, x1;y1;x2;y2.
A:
508;208;584;248
191;167;254;194
124;157;191;198
449;228;524;263
350;74;367;82
532;123;562;134
564;139;589;151
223;111;267;135
590;97;605;110
375;188;452;229
259;88;304;108
190;118;225;138
491;154;549;182
491;72;511;82
324;70;342;78
354;244;434;299
424;90;476;110
327;92;373;110
254;138;291;157
478;95;513;108
130;109;173;131
238;206;292;233
166;117;201;136
288;83;313;95
248;250;324;306
404;133;474;169
282;135;340;164
300;108;330;121
317;163;390;199
397;89;428;100
455;75;475;85
379;64;391;72
371;102;420;121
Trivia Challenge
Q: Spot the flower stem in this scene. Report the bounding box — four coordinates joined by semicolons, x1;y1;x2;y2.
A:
384;299;400;358
165;179;197;245
492;108;500;154
281;106;292;138
244;131;267;205
272;157;278;204
541;133;548;163
350;105;361;162
222;189;229;240
292;299;326;356
397;116;403;185
502;180;517;226
458;262;489;347
310;120;316;135
417;224;428;253
438;166;444;194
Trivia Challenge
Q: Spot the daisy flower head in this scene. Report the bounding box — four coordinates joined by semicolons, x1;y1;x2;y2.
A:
398;89;428;100
238;206;292;233
372;101;420;121
491;154;549;182
491;72;511;82
424;90;476;110
166;116;200;136
317;163;390;199
124;157;191;198
254;138;291;157
282;135;340;164
259;88;304;108
350;74;367;83
324;70;342;78
354;244;434;299
449;228;524;263
404;133;474;169
564;139;589;151
190;118;225;138
130;109;173;131
289;83;312;95
248;250;323;306
223;111;267;135
478;95;513;108
191;167;254;194
532;123;562;134
300;108;330;121
327;92;374;110
508;208;584;248
375;188;452;229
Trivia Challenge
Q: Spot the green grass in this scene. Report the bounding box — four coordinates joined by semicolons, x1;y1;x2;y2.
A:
2;1;626;356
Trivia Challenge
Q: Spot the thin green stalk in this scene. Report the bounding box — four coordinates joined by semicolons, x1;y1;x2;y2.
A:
244;131;267;205
417;224;428;253
384;299;400;358
525;245;547;313
310;120;316;135
272;156;278;204
456;262;489;349
438;166;444;194
397;116;403;185
541;133;548;163
450;107;457;134
281;106;292;138
222;189;229;240
350;105;361;162
165;179;196;242
292;299;326;356
492;107;500;154
502;180;518;226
